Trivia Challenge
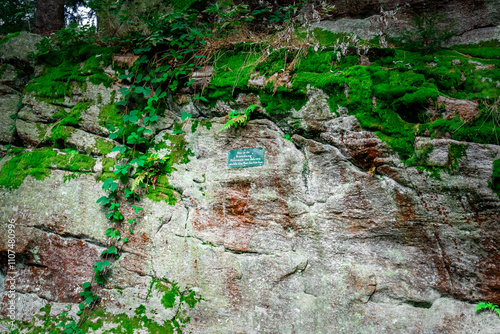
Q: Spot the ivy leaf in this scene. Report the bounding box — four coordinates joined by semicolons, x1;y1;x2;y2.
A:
129;227;134;234
124;187;134;199
194;94;208;102
123;114;138;123
111;146;127;154
105;228;117;237
102;178;118;192
118;73;134;80
82;282;91;289
96;196;110;205
181;112;192;122
94;260;110;272
131;155;146;167
119;87;131;97
132;205;143;214
101;246;117;256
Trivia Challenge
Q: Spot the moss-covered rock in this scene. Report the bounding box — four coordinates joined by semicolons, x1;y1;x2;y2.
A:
0;147;96;189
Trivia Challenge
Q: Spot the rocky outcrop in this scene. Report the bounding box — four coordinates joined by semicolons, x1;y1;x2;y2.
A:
2;97;500;333
1;28;500;334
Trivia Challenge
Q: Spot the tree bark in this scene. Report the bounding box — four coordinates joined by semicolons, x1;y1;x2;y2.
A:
35;0;66;35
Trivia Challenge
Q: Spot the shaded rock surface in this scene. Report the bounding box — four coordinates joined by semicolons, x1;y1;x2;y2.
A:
1;105;500;333
1;24;500;334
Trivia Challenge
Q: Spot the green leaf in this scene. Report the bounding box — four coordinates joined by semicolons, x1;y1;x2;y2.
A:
181;112;192;122
124;188;134;198
102;178;118;192
118;73;134;80
82;282;91;289
132;205;143;214
111;146;127;153
105;228;117;237
96;196;110;205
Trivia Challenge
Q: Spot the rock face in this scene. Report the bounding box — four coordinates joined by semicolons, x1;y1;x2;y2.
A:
309;0;500;45
1;111;500;332
1;30;500;334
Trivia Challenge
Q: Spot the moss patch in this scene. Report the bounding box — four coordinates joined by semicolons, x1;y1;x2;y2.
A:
0;148;95;189
98;157;117;182
203;43;499;171
146;175;177;206
95;138;114;155
25;42;119;99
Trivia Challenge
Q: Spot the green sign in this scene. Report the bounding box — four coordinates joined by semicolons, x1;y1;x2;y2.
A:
227;147;264;168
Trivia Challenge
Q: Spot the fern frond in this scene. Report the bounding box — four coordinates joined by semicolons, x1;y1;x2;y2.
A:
216;119;235;133
131;172;146;191
232;114;248;127
245;104;258;115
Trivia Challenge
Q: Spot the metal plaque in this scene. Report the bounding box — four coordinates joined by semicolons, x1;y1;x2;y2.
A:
227;147;265;168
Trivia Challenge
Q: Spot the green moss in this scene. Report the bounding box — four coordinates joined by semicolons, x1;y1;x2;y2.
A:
54;102;89;127
207;50;261;101
49;125;76;147
1;278;200;333
191;118;213;133
0;148;95;190
152;279;201;310
453;40;500;59
419;109;500;146
296;28;349;46
95;138;114;155
448;143;467;172
135;305;146;315
260;91;307;114
146;175;177;206
0;31;22;45
98;157;117;182
39;304;51;316
26;42;119;99
0;64;8;78
191;120;199;133
201;120;212;130
491;159;500;199
162;133;194;167
99;103;122;128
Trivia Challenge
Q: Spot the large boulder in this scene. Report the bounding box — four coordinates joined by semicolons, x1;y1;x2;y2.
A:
0;32;43;71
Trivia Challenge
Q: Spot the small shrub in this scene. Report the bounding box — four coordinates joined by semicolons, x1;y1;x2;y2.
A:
398;11;458;54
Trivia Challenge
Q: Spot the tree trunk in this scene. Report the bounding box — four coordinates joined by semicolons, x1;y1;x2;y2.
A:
35;0;66;35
